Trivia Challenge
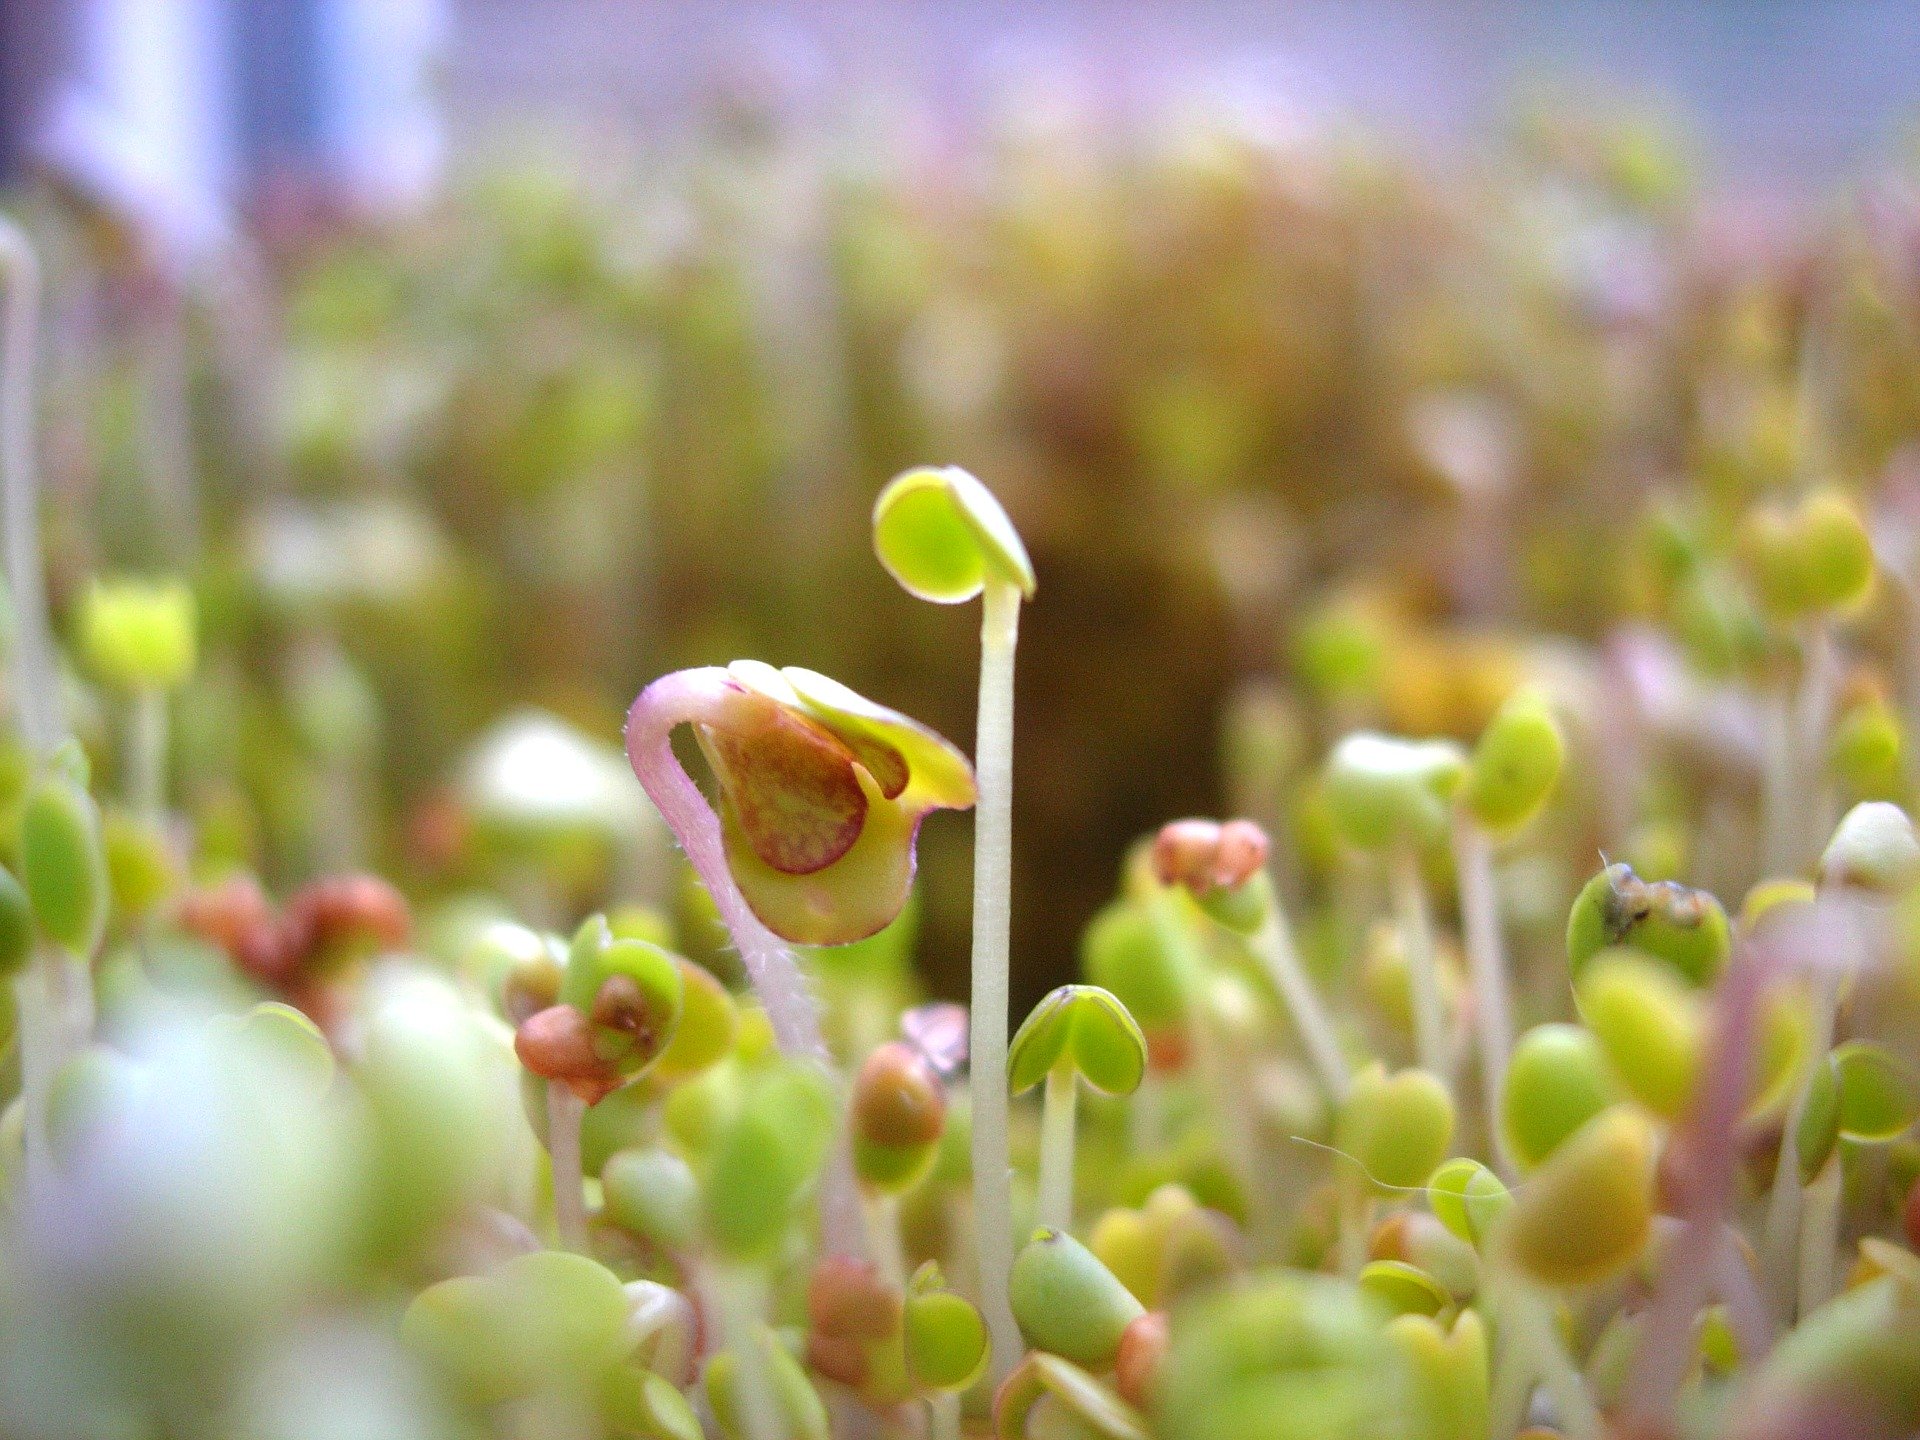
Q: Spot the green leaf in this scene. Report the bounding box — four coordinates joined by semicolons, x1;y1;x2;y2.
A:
1834;1041;1920;1143
872;465;1034;604
1501;1023;1619;1172
1008;984;1148;1097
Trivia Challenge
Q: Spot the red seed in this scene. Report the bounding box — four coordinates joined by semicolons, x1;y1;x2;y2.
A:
852;1042;946;1148
1115;1311;1169;1409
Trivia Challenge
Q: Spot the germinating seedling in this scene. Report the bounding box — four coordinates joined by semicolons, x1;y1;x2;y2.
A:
873;463;1035;1381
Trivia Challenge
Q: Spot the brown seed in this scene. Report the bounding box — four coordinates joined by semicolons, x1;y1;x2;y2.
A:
807;1256;902;1341
1151;819;1222;891
853;1042;946;1148
1115;1311;1169;1409
515;1005;615;1098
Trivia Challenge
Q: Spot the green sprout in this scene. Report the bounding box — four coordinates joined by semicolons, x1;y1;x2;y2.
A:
76;576;197;824
1009;984;1146;1231
873;462;1034;1381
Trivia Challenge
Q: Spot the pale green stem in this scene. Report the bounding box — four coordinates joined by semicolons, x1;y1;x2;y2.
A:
713;1265;782;1440
1793;622;1838;867
1335;1173;1373;1277
1388;844;1446;1078
1760;966;1840;1318
1451;813;1515;1177
546;1082;588;1253
0;217;59;755
969;578;1023;1383
1249;902;1349;1103
929;1392;962;1440
1759;680;1796;877
864;1191;908;1291
128;686;168;824
1796;1155;1844;1318
16;947;92;1196
1490;1283;1599;1440
1035;1063;1079;1234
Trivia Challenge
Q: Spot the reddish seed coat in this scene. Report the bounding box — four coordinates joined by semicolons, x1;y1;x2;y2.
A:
1115;1311;1169;1409
1151;817;1270;892
853;1042;946;1148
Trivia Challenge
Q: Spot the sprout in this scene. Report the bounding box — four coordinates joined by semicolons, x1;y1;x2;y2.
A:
1499;1023;1619;1172
1738;488;1877;621
1499;1105;1656;1287
1565;861;1730;986
1819;801;1920;895
625;661;973;1060
1386;1309;1489;1440
874;462;1033;1382
1009;984;1146;1230
1007;1227;1146;1369
1336;1063;1456;1196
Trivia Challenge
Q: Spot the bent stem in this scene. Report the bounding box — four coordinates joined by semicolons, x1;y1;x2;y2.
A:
546;1082;588;1253
1034;1063;1078;1233
1249;901;1350;1104
1388;843;1446;1078
969;578;1024;1382
1451;814;1514;1176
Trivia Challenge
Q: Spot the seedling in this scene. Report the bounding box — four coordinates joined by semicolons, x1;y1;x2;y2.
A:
77;576;197;823
1008;983;1146;1230
873;463;1034;1379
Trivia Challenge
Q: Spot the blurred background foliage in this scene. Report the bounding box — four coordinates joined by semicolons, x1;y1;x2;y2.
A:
11;84;1920;1008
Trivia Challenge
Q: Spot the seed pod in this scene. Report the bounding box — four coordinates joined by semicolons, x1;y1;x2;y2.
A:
1500;1023;1619;1171
602;1146;701;1252
1009;1227;1146;1368
20;767;109;955
1501;1106;1656;1287
1335;1063;1456;1193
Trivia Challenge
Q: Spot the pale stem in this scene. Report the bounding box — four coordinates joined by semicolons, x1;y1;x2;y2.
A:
1759;965;1840;1318
1793;623;1838;866
1451;814;1515;1177
1249;901;1350;1103
546;1082;588;1253
929;1392;962;1440
1519;1289;1601;1440
1795;1156;1844;1318
128;686;168;824
1389;843;1447;1078
1759;680;1797;877
1035;1063;1079;1234
864;1191;909;1291
16;946;93;1196
1713;1225;1777;1364
969;578;1023;1383
0;217;60;755
1335;1172;1373;1277
713;1264;782;1440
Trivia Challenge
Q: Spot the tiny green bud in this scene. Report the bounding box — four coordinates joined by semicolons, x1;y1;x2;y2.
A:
1501;1023;1620;1171
20;767;109;955
1009;1227;1147;1368
1820;801;1920;896
102;808;176;921
1501;1106;1656;1287
1575;949;1703;1120
1335;1063;1455;1193
1566;862;1729;986
77;576;197;691
1323;734;1467;852
1831;694;1904;801
1460;687;1564;832
1832;1040;1920;1143
1426;1158;1512;1249
872;465;1035;604
561;919;686;1081
1008;985;1148;1098
603;1146;702;1252
1358;1259;1450;1318
905;1263;991;1393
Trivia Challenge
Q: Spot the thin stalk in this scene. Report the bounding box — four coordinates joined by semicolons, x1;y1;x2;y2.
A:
128;687;168;824
1249;901;1350;1103
1388;844;1446;1078
546;1082;588;1253
1793;623;1838;866
1759;679;1796;877
1034;1064;1078;1233
1335;1172;1373;1277
1795;1155;1844;1317
864;1191;908;1291
712;1265;782;1440
0;217;60;754
969;578;1023;1383
1519;1290;1601;1440
929;1393;962;1440
1759;966;1840;1317
1451;814;1515;1177
1713;1225;1777;1364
